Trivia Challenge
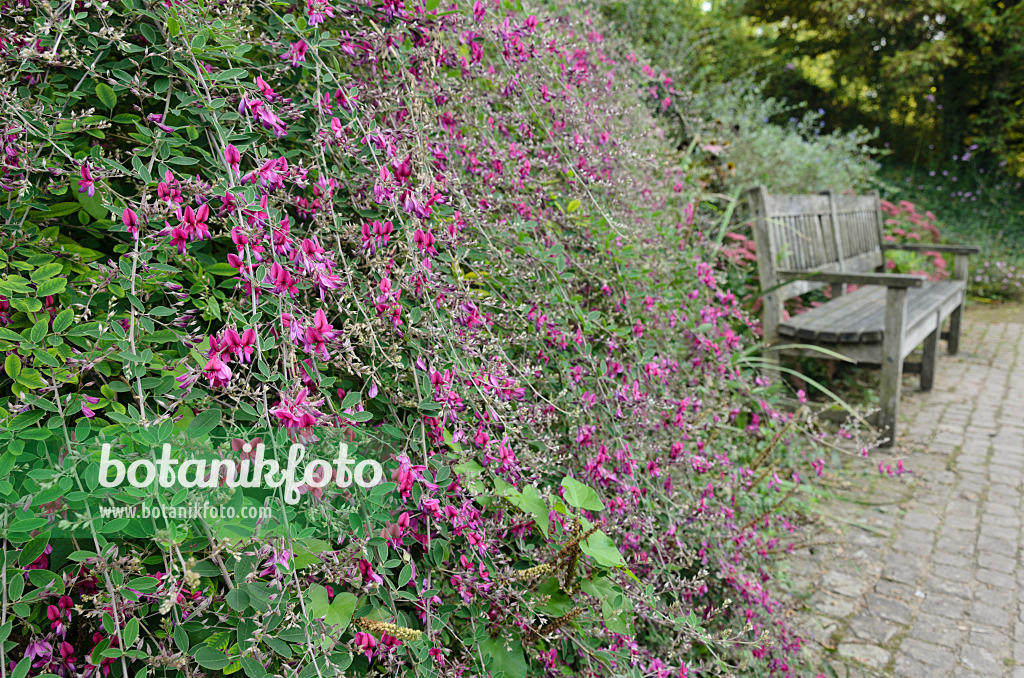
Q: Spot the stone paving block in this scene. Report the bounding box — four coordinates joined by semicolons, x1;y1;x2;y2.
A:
838;643;891;670
967;625;1012;655
980;551;1017;573
980;536;1019;558
908;612;963;649
809;591;857;619
882;554;925;586
892;655;951;678
866;593;914;625
931;562;973;585
900;638;957;668
961;645;1005;674
848;613;902;645
918;592;968;621
823;570;869;599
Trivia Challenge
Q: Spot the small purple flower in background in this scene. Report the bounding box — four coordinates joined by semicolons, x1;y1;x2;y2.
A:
281;39;308;67
147;113;175;133
306;0;335;26
77;162;95;196
81;395;100;419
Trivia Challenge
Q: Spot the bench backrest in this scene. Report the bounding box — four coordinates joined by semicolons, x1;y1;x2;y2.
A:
746;186;886;342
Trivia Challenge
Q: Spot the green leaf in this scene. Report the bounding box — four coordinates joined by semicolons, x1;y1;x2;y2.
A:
52;309;74;333
41;202;82;218
226;587;250;611
240;657;267;678
123;617;139;647
18;533;50;567
517;485;550;536
326;593;357;629
480;638;528;678
425;0;440;9
11;657;31;678
167;15;180;36
213;68;247;81
0;452;15;477
340;391;361;409
31;264;63;281
397;564;413;587
7;410;44;430
580;529;626;568
560;476;604;511
195;647;229;670
95;83;117;110
205;262;240;276
173;626;189;653
4;354;21;378
36;278;66;297
30;318;49;343
186;408;222;438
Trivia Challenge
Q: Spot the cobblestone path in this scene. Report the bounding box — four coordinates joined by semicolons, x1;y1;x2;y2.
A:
791;318;1024;678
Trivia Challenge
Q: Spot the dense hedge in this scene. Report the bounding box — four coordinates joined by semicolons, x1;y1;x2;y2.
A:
0;1;842;677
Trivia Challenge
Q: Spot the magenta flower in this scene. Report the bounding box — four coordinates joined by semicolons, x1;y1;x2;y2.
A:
203;354;232;388
224;143;241;176
266;262;299;296
272;387;324;430
281;40;308;67
122;207;140;240
157;170;183;203
169;227;189;254
306;0;335;26
357;559;383;586
353;631;376;659
255;75;276;100
304;308;336;359
77;163;95;197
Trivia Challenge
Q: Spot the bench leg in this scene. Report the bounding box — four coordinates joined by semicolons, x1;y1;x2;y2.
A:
921;328;938;390
949;254;968;355
948;303;963;355
879;287;909;447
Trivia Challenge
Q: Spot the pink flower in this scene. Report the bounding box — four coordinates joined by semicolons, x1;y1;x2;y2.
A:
255;75;276;100
224;143;241;175
78;163;95;197
281;40;308;67
306;0;335;26
353;631;376;659
157;170;183;203
413;228;436;254
358;559;383;586
267;263;299;296
203;354;232;387
272;387;324;430
169;227;189;254
122;208;140;240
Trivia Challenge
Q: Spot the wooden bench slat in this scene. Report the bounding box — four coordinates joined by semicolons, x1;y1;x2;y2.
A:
779;281;965;343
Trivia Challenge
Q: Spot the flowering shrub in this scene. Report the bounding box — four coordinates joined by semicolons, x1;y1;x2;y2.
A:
971;260;1024;302
0;1;843;677
879;199;947;281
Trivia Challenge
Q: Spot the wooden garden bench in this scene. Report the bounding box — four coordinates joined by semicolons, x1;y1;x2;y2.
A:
747;187;979;446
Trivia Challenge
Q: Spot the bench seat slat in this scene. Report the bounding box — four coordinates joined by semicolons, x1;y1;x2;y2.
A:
778;281;965;344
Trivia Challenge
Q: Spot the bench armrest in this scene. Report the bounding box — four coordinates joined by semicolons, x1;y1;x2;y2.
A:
777;269;925;288
886;243;980;255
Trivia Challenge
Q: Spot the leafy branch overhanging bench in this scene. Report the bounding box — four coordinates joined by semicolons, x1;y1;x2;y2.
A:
747;187;979;446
